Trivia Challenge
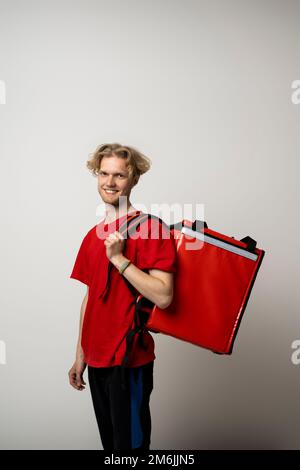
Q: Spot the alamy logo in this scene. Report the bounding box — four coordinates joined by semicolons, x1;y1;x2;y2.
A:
0;80;6;104
291;80;300;104
0;340;6;364
95;199;206;250
291;340;300;365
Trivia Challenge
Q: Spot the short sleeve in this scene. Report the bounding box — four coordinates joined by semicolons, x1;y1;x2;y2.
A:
70;233;91;286
136;217;177;273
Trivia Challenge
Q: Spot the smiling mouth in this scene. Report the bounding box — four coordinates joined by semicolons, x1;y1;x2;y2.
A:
104;189;119;194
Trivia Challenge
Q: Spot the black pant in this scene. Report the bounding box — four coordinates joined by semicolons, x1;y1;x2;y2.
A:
88;361;154;450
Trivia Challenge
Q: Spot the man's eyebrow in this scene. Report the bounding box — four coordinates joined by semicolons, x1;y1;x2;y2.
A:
99;170;127;175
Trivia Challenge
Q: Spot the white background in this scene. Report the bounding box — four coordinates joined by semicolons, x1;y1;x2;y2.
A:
0;0;299;449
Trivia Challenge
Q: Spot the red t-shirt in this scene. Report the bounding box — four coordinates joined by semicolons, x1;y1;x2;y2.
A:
70;211;177;368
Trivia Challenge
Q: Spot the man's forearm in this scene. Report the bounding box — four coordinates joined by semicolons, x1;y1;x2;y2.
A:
76;291;88;360
110;254;172;309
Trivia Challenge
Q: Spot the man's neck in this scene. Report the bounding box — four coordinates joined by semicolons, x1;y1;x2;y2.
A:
104;203;137;224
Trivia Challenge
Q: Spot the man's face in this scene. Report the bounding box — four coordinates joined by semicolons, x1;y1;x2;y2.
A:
97;155;135;207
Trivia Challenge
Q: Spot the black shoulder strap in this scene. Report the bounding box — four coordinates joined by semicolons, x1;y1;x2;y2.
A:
118;212;168;297
119;213;165;388
118;212;149;297
102;212;150;300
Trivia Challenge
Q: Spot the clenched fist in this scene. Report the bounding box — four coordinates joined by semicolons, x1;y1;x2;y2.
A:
104;231;125;261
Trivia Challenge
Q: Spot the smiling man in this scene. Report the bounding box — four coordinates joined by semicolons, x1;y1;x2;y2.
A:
68;143;177;451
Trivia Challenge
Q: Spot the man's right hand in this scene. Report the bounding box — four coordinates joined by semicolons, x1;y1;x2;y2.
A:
68;357;87;391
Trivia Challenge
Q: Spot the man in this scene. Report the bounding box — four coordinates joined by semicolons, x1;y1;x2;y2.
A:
68;143;177;450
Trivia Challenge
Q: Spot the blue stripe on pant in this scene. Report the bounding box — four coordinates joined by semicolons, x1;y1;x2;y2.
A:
130;367;143;448
88;361;154;450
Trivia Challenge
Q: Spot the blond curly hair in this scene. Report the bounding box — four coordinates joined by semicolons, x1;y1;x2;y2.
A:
86;143;151;186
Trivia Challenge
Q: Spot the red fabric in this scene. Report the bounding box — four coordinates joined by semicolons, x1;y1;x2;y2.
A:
70;212;177;367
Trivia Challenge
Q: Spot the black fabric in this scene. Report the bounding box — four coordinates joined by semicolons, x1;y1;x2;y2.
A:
87;361;154;450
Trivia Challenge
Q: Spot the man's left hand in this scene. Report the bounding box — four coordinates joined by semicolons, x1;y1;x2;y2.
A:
104;231;125;262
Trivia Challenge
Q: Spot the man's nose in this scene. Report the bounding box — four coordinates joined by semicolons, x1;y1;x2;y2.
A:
107;175;116;186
